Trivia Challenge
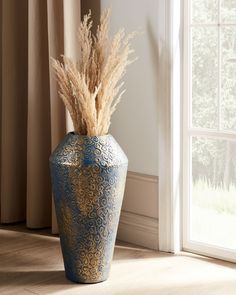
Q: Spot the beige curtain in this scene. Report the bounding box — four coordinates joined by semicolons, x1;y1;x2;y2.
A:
0;0;80;233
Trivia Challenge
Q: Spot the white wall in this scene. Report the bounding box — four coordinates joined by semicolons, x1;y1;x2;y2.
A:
101;0;166;176
83;0;170;248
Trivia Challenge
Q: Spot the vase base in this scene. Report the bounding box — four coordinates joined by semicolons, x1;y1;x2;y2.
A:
65;274;108;284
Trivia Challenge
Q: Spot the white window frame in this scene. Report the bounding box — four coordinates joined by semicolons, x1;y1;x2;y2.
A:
158;0;182;253
182;0;236;263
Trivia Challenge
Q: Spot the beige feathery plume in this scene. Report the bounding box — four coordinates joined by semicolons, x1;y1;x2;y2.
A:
51;8;137;136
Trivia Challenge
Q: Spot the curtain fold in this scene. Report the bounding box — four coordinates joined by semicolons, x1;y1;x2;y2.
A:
0;0;81;232
27;0;52;229
1;0;28;223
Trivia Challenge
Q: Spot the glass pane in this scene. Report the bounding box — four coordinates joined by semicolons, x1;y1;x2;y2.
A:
192;0;218;23
191;137;236;249
221;0;236;23
221;26;236;131
192;27;218;129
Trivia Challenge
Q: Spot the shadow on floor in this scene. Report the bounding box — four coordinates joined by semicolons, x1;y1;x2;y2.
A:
0;270;92;295
0;222;54;237
0;270;71;286
0;223;167;263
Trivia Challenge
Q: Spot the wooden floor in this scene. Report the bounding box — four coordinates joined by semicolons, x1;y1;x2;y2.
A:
1;224;236;295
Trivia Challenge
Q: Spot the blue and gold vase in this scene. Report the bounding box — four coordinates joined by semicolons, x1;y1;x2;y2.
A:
50;132;128;283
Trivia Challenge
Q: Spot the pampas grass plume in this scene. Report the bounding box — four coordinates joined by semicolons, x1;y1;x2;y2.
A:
52;9;137;136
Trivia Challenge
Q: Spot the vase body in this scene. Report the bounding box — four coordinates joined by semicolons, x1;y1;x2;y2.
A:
50;132;128;283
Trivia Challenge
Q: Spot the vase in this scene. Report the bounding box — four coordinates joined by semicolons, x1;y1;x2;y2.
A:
49;132;128;283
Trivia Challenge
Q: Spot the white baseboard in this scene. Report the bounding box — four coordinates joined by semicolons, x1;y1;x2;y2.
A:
122;171;158;219
117;210;159;250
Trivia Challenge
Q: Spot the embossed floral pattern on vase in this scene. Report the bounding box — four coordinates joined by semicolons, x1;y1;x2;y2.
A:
50;132;128;283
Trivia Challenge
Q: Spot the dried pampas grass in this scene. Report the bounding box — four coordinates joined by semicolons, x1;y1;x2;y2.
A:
51;9;137;136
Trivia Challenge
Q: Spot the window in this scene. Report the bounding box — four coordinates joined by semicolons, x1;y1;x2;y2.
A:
183;0;236;262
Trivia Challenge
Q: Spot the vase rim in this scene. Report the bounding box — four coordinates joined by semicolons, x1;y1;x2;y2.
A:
69;131;111;138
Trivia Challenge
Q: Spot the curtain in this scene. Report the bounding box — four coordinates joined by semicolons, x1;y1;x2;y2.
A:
0;0;80;233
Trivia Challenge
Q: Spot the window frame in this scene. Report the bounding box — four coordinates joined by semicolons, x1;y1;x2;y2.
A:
182;0;236;263
158;0;182;253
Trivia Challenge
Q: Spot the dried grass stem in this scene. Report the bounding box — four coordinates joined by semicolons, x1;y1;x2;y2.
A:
52;9;137;136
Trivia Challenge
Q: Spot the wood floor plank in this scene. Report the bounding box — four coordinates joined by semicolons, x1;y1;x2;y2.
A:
0;224;236;294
